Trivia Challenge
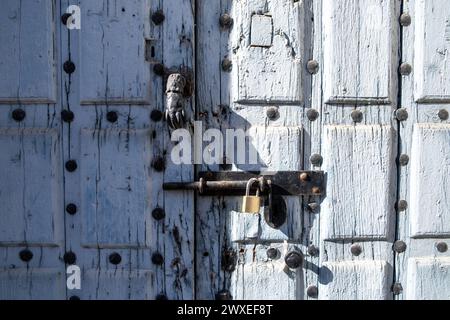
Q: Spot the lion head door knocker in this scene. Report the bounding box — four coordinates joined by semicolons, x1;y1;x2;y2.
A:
165;73;187;129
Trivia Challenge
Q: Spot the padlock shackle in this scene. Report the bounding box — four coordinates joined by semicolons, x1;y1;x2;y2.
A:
245;178;260;197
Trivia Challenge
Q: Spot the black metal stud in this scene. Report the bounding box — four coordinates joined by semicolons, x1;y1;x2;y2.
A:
399;154;410;166
438;109;449;121
400;13;412;26
152;252;164;265
63;60;76;74
219;13;233;28
221;58;232;72
61;13;72;25
396;108;409;121
106;111;118;123
306;285;318;298
65;160;78;172
66;204;77;215
351;110;363;123
392;283;403;295
266;248;279;260
153;63;165;76
152;157;166;172
310;154;323;166
151;10;165;25
109;252;122;265
61;110;74;123
12;109;26;122
307;245;319;257
436;242;448;253
393;241;407;253
307;60;319;74
64;251;77;265
350;244;362;256
19;249;33;262
284;251;303;269
152;207;166;221
397;200;408;212
399;63;412;75
150;110;163;122
215;290;232;300
307;109;319;122
266;107;279;120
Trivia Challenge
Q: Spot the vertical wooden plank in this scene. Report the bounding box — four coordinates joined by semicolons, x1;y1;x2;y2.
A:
0;0;65;299
196;0;313;300
318;0;400;300
161;0;195;300
397;0;450;300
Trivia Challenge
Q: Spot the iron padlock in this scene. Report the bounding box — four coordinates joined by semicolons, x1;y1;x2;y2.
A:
241;178;261;214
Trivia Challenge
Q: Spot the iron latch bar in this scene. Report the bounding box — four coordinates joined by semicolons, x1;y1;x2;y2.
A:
163;171;325;196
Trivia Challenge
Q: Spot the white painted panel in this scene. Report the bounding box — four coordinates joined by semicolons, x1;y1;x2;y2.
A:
406;258;450;300
80;129;152;248
231;244;302;300
0;129;62;245
414;0;450;103
319;261;393;300
322;125;396;240
0;269;65;300
410;124;450;237
233;0;304;104
323;0;397;105
83;269;153;300
79;0;151;105
0;0;56;104
246;126;302;171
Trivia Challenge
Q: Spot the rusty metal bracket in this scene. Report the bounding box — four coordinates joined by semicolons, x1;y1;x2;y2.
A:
163;171;325;196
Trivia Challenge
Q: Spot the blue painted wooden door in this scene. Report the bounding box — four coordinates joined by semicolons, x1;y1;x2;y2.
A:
1;0;450;300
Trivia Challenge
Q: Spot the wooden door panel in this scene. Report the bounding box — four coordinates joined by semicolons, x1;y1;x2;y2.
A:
80;128;152;248
323;0;398;105
414;0;450;103
0;129;62;246
0;0;56;104
406;258;450;299
79;0;151;105
317;0;400;300
410;124;450;237
319;260;393;300
397;0;450;300
321;125;397;241
233;0;305;104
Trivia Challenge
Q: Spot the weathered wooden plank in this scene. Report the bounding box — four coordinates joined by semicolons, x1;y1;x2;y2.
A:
230;244;303;300
319;260;393;300
406;258;450;300
161;0;195;300
0;128;62;246
0;0;56;104
397;0;450;300
79;0;151;105
0;269;65;300
410;124;450;237
321;125;397;241
322;0;398;105
232;0;305;104
414;0;450;103
79;128;152;248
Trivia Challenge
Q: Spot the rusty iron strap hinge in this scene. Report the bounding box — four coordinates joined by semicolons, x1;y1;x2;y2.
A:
163;171;325;196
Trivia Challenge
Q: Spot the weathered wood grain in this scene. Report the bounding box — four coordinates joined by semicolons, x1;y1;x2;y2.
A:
319;260;393;300
323;0;398;105
321;125;397;241
406;258;450;300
